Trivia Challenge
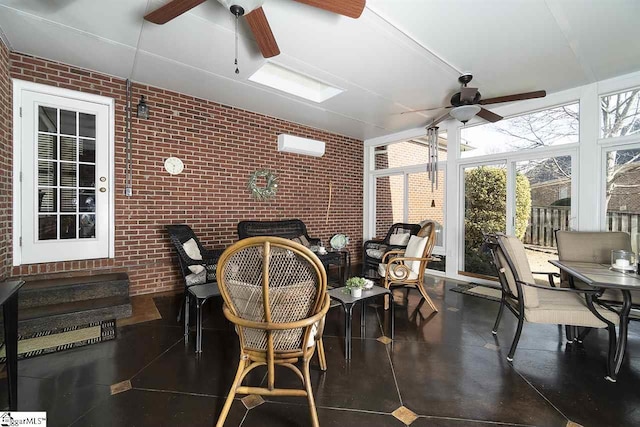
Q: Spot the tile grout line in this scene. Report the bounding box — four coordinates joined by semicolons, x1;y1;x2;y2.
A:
377;307;404;408
128;334;186;382
511;365;572;424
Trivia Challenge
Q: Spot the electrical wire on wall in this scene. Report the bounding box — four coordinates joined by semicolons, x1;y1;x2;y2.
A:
125;79;133;197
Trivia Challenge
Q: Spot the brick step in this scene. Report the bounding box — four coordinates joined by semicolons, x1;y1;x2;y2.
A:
19;273;129;309
18;295;132;335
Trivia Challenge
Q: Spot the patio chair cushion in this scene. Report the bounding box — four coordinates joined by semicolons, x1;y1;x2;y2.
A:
183;238;202;260
497;235;540;308
525;287;619;327
378;263;419;280
185;269;207;286
404;235;428;274
188;265;205;274
366;248;386;259
389;233;411;246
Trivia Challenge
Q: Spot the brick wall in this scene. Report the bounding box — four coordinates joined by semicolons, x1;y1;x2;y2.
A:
6;52;363;295
0;40;11;281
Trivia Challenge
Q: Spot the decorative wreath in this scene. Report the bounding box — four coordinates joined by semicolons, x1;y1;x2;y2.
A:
248;169;278;201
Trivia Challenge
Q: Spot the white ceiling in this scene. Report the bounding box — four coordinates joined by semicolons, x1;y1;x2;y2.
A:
1;0;639;140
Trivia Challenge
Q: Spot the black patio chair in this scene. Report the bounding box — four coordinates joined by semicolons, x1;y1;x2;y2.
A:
166;224;224;353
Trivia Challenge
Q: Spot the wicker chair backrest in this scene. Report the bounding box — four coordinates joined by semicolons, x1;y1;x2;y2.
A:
237;219;312;240
218;237;327;352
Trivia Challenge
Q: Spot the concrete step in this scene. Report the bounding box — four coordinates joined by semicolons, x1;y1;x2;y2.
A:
19;273;129;309
18;295;132;335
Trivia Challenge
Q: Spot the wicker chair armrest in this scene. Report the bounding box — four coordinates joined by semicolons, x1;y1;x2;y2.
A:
516;279;602;295
388;256;428;264
222;294;331;330
381;249;406;263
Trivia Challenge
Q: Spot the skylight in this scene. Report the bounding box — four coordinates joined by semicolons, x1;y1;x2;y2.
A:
249;63;343;103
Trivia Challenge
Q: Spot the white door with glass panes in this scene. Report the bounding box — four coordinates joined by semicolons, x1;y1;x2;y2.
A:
15;82;113;264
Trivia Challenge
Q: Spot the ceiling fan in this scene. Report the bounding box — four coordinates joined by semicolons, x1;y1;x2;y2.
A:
403;74;546;126
144;0;366;59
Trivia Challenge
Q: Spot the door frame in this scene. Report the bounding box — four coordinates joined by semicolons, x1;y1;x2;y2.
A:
12;79;115;266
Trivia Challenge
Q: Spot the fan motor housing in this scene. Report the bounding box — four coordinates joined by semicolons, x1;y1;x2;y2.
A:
451;91;482;106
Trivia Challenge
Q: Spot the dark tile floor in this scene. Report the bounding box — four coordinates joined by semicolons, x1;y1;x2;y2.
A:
5;277;640;427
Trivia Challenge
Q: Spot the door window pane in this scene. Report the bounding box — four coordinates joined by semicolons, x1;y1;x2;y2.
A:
605;147;640;252
60;215;76;239
517;156;571;271
79;113;96;138
463;164;506;276
38;161;57;186
60;110;77;135
38;189;57;212
60;136;77;162
60;189;76;212
601;88;640;139
38;215;57;240
461;103;579;158
79;164;95;187
60;163;77;187
38;134;57;159
79;139;96;163
38;106;57;132
79;190;95;212
79;214;95;238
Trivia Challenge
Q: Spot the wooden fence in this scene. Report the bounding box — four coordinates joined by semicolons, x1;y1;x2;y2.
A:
524;206;640;248
524;206;570;248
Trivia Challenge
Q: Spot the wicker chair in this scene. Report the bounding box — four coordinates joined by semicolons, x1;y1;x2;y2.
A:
484;232;619;364
362;223;421;278
378;221;438;312
166;224;223;352
216;237;331;427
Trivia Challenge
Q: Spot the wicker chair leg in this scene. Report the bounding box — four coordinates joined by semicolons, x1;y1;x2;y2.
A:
317;339;327;371
216;357;247;427
303;357;320;427
416;283;438;313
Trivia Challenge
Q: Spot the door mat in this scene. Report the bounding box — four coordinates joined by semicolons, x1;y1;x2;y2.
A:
0;319;116;362
449;284;502;302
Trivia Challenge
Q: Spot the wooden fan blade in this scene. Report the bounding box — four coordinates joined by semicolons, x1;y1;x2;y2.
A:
479;90;546;105
144;0;206;24
401;106;451;115
293;0;366;19
245;7;280;58
477;108;503;123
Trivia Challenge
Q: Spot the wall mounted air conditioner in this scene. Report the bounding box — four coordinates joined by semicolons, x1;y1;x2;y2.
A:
277;134;325;157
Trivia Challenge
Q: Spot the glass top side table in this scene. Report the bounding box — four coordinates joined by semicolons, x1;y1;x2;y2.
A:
327;285;393;359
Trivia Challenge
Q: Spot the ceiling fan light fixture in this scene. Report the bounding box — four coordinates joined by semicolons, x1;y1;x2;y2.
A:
218;0;264;15
450;105;481;123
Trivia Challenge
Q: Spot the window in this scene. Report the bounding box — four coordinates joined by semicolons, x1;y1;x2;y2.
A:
600;88;640;139
604;146;640;252
460;103;579;158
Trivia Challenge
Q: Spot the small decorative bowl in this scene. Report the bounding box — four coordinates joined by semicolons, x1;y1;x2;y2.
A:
363;279;374;289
